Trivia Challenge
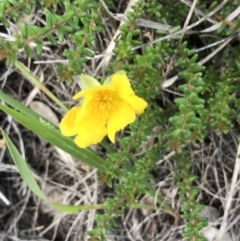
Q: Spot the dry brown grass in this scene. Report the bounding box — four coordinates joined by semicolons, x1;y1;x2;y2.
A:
1;1;240;241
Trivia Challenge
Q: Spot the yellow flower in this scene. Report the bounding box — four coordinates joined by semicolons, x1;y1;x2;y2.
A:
60;71;148;148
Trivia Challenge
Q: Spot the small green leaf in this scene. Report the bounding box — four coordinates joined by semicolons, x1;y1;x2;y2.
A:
68;20;80;30
63;10;74;21
20;23;28;39
71;35;82;45
208;1;218;11
24;44;33;58
22;5;31;15
10;10;19;20
58;25;73;32
45;9;53;27
82;48;94;57
217;23;227;34
7;0;18;5
169;25;181;33
0;16;10;28
91;25;103;32
6;52;17;67
47;33;57;45
80;74;100;89
36;43;42;55
226;27;237;36
3;0;11;9
57;30;64;42
0;3;5;18
27;25;46;36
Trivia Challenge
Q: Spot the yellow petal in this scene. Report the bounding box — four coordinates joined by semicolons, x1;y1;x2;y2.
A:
73;100;109;148
110;73;148;113
107;100;136;143
73;85;115;100
59;107;80;136
103;70;126;86
74;123;107;148
75;99;109;128
110;72;134;100
127;95;148;114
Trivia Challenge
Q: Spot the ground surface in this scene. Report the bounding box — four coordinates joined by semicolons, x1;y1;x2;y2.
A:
1;1;240;241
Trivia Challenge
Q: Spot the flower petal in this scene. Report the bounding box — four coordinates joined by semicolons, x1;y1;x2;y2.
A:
107;100;136;143
103;70;126;86
110;72;135;100
73;85;115;100
59;106;79;136
110;72;148;113
73;100;109;148
126;95;148;114
75;99;109;128
74;123;107;148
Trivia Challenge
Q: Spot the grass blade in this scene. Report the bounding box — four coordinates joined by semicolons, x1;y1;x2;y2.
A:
1;129;106;212
0;104;107;171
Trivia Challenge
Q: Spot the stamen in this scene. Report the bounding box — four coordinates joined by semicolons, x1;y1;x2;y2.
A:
93;91;113;111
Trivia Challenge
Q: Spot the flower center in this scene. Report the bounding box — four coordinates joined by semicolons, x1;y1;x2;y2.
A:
93;91;113;110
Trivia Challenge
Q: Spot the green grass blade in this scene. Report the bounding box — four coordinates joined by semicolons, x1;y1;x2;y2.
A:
2;130;48;201
2;130;157;213
1;130;107;213
0;90;41;121
0;91;118;154
0;104;107;171
0;94;176;216
15;60;68;112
